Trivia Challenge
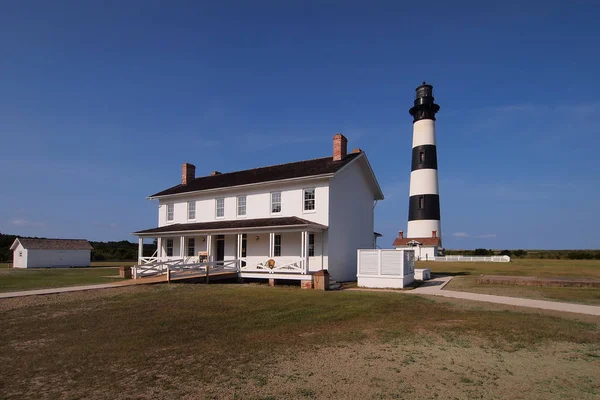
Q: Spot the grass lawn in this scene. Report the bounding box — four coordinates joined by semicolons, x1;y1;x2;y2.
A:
91;261;137;267
420;259;600;305
1;284;598;399
0;267;125;293
420;258;600;278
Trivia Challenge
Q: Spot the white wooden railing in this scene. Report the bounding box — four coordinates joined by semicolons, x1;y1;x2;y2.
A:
239;257;306;274
433;255;511;263
133;256;308;280
139;249;159;265
133;258;238;280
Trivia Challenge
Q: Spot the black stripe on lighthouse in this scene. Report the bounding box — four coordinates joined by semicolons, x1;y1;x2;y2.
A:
411;145;438;171
408;194;440;221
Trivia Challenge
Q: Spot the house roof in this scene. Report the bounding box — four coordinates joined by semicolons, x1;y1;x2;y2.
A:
392;237;441;247
134;216;328;235
149;152;362;198
11;238;93;251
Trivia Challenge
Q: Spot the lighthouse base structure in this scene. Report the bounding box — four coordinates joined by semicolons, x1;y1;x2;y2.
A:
392;235;442;261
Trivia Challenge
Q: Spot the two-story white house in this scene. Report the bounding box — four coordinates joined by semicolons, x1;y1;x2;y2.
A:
133;134;383;283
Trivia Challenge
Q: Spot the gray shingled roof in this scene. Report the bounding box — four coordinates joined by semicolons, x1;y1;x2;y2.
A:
15;238;93;250
149;153;362;198
135;216;327;235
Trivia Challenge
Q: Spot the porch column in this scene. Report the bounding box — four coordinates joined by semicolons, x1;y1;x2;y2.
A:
236;233;242;269
303;231;309;274
207;235;212;262
269;232;275;258
138;237;143;263
157;237;162;259
180;236;185;258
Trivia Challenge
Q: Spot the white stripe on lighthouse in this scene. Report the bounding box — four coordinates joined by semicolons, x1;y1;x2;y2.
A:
408;220;442;239
409;169;440;196
412;119;437;147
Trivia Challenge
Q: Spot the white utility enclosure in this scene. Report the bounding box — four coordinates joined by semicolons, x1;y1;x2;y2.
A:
357;249;415;289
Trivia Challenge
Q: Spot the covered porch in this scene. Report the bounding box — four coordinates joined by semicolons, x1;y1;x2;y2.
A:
133;217;327;280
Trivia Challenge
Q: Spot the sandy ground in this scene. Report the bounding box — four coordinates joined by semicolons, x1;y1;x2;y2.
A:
2;285;599;400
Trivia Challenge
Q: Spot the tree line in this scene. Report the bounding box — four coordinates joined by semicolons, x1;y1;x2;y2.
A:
0;233;156;262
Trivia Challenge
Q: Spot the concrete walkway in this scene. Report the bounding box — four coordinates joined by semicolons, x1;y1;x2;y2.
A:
352;276;600;316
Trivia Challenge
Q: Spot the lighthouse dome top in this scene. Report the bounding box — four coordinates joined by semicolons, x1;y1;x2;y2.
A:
415;82;434;99
409;81;440;121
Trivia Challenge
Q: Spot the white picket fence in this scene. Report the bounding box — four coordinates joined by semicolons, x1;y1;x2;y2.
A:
434;255;510;263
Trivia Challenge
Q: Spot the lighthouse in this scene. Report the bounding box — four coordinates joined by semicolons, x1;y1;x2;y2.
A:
393;82;442;260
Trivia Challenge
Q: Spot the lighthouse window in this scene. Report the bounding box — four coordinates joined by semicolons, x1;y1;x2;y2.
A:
419;196;424;209
419;151;425;163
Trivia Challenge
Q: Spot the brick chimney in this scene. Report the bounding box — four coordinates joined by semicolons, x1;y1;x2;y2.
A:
351;148;362;154
333;133;348;161
182;163;195;185
398;230;404;239
432;230;437;238
210;171;222;176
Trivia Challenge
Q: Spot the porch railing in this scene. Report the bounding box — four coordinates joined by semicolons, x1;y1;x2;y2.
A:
139;249;159;265
133;256;308;280
133;258;238;280
239;257;306;274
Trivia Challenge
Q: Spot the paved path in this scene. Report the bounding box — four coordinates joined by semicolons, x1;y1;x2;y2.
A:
0;271;239;299
351;276;600;317
0;283;126;299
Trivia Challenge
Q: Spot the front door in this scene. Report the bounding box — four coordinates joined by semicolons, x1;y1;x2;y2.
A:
215;235;225;264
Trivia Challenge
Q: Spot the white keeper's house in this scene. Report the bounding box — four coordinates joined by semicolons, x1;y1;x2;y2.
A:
133;134;383;282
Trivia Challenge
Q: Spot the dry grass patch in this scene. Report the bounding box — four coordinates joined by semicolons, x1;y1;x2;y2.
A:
1;283;599;399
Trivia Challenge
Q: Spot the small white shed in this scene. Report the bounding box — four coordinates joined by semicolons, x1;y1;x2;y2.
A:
10;238;93;268
357;249;415;288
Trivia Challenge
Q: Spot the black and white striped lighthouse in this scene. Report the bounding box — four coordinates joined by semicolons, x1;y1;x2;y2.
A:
406;82;441;242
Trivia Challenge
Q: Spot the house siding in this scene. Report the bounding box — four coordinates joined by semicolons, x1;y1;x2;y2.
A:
12;243;27;268
328;158;376;281
20;249;91;268
157;179;330;228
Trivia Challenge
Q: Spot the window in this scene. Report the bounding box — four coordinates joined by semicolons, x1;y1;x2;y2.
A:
271;192;282;213
216;198;225;218
188;201;196;220
19;251;22;258
419;151;425;163
166;239;174;257
237;195;247;216
308;233;315;257
419;196;424;209
303;188;315;211
274;234;281;257
166;203;174;221
187;238;195;257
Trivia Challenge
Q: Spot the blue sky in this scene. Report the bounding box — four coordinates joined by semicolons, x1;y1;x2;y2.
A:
1;0;599;249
